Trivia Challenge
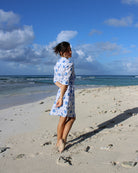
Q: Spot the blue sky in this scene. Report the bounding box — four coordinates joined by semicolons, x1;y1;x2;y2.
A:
0;0;138;75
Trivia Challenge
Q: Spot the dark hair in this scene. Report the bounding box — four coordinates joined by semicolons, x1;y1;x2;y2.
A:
53;41;70;56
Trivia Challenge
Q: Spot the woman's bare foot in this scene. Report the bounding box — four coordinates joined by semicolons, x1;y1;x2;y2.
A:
58;139;65;153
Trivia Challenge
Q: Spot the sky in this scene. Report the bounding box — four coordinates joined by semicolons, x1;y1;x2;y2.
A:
0;0;138;75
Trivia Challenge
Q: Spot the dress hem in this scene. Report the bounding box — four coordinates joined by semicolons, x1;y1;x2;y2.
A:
49;113;76;118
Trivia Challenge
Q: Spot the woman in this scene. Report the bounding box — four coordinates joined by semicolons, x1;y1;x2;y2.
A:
50;41;76;153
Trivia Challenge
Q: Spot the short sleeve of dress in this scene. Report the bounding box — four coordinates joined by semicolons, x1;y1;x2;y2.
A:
61;63;73;85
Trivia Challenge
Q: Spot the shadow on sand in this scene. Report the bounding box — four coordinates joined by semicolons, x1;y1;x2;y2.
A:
65;107;138;150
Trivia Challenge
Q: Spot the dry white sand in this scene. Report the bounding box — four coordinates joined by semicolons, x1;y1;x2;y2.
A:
0;86;138;173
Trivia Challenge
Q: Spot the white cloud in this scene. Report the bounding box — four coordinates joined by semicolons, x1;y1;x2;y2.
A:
76;49;85;58
46;30;78;50
89;29;102;36
123;60;138;73
0;39;126;75
0;9;20;30
56;30;78;43
106;56;138;75
0;43;58;66
104;16;133;27
71;41;128;74
86;56;93;62
121;0;138;5
0;26;34;50
45;30;78;54
0;9;34;50
75;42;123;59
95;42;122;52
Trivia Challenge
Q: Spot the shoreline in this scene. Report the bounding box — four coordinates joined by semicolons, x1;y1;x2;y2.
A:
0;85;138;173
0;84;137;110
0;90;56;110
0;84;103;110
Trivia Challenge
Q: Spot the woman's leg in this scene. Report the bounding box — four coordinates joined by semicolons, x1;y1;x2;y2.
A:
62;117;76;143
57;116;67;146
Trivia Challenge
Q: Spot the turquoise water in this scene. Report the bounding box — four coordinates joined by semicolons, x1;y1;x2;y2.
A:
0;75;138;95
75;75;138;86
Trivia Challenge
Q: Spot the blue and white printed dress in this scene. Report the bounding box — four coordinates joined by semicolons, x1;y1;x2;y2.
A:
50;57;76;117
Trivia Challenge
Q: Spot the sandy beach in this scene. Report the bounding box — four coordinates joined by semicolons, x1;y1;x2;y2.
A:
0;86;138;173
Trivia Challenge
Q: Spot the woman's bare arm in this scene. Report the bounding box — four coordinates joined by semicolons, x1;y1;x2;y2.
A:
55;81;62;88
56;84;68;107
59;85;68;99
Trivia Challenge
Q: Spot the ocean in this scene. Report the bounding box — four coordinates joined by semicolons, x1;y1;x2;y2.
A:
0;75;138;109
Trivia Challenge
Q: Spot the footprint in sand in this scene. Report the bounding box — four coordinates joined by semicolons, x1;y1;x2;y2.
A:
42;141;52;146
57;156;72;166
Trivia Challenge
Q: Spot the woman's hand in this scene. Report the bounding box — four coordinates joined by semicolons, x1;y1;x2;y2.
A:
56;98;63;107
55;84;68;108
